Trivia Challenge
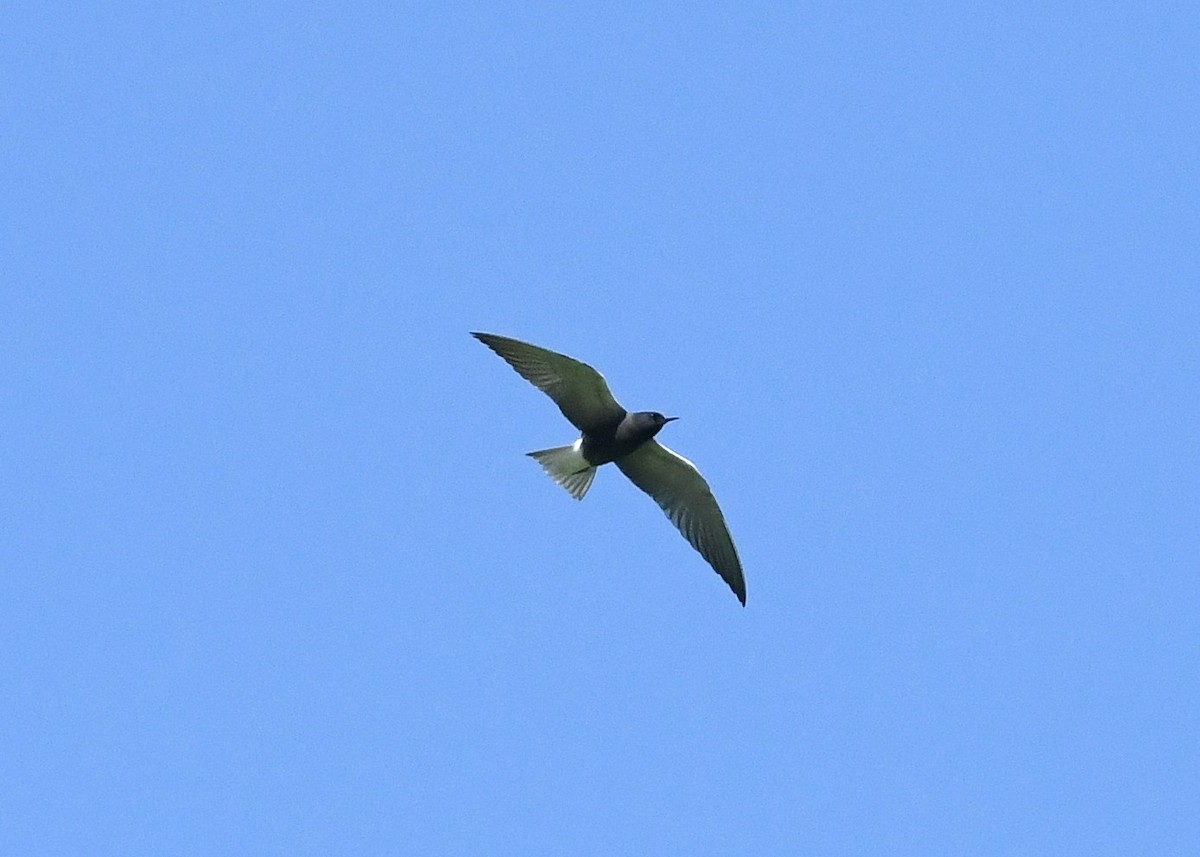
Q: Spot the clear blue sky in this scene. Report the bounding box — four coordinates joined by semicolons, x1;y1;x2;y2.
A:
4;2;1197;854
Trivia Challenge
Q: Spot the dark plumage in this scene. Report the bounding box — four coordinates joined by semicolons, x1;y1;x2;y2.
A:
472;332;746;605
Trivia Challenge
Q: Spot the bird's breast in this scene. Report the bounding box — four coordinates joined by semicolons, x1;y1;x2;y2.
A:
582;425;651;465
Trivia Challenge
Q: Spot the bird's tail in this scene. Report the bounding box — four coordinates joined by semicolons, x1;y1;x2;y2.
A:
527;442;597;500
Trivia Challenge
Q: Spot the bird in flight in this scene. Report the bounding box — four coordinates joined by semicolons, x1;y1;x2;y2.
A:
472;332;746;605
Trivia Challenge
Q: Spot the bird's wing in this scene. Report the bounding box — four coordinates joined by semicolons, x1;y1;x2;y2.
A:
472;332;626;430
615;439;746;604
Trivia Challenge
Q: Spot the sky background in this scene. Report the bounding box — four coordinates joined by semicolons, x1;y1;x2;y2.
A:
4;2;1198;854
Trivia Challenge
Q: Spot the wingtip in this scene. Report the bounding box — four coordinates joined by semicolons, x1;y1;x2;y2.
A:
725;571;747;605
471;331;501;351
719;574;746;606
724;567;747;606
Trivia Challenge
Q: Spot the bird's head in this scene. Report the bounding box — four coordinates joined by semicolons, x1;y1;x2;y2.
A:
631;411;678;437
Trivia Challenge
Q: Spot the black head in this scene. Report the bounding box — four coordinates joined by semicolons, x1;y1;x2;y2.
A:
629;411;678;437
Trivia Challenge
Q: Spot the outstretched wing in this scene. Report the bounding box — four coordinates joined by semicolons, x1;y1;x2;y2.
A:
616;439;746;604
472;332;626;431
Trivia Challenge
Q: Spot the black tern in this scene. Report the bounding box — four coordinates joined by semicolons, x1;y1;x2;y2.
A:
472;332;746;605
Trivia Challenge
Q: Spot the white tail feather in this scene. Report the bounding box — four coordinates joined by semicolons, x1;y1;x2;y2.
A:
527;442;597;500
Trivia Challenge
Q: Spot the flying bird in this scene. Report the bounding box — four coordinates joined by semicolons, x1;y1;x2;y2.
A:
472;332;746;604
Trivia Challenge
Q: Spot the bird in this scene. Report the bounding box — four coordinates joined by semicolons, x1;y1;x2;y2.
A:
471;331;746;605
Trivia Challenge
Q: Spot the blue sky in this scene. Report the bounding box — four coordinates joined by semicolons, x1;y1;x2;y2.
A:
4;2;1198;854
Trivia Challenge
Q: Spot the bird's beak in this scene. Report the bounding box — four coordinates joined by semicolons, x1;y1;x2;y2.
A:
664;416;679;423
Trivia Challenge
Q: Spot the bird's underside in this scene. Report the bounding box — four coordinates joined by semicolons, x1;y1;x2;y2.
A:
472;332;746;605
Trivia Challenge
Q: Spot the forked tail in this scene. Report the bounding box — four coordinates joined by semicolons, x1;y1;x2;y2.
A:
527;442;597;500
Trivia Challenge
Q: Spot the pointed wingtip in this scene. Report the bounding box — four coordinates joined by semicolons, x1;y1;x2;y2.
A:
725;571;747;605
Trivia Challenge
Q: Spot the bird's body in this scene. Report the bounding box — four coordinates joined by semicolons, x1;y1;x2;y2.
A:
472;331;746;605
581;411;667;464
